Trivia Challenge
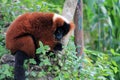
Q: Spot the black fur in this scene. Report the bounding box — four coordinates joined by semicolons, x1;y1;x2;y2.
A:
54;22;70;41
53;43;63;51
14;50;29;80
34;54;40;65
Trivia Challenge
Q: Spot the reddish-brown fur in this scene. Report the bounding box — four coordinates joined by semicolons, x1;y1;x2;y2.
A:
6;12;74;57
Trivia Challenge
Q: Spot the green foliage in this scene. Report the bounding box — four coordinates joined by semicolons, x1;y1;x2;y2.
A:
0;34;8;57
21;41;118;80
0;45;8;57
0;0;120;80
84;0;120;53
24;41;82;79
84;48;120;80
0;0;64;26
84;1;120;79
36;42;50;54
0;64;14;80
84;49;115;80
1;43;119;80
110;49;120;80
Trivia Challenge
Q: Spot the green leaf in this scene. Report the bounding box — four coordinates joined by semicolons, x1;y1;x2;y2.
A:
112;56;120;62
38;70;46;77
29;59;36;64
2;0;7;3
111;60;118;67
64;72;70;79
31;71;37;77
42;58;51;66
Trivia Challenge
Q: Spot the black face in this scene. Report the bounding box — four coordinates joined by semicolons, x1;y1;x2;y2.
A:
54;22;70;41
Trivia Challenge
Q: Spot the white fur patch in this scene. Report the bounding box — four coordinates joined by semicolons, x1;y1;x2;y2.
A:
53;13;69;24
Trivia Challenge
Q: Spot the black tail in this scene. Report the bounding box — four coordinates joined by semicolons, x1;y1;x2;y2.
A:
14;50;29;80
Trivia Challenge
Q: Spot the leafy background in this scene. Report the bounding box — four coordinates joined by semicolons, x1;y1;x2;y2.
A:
0;0;120;80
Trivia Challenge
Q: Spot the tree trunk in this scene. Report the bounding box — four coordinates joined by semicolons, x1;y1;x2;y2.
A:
74;0;84;56
62;0;84;56
62;0;78;21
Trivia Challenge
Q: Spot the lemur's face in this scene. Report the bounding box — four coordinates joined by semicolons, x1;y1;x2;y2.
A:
51;13;75;52
54;22;70;41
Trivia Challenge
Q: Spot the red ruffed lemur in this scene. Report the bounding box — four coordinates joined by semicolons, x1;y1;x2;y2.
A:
5;12;75;80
